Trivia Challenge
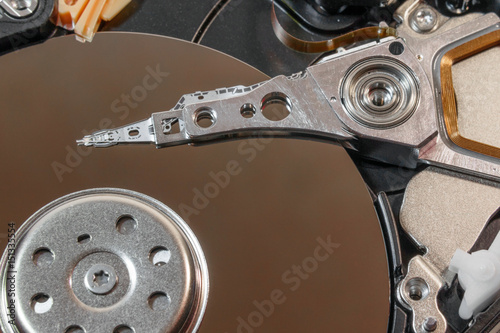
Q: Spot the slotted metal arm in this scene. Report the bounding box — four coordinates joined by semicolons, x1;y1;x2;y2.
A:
78;73;354;149
76;20;500;182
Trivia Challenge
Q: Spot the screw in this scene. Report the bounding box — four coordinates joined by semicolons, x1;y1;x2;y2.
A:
411;7;438;33
422;317;438;332
84;264;118;295
93;270;110;287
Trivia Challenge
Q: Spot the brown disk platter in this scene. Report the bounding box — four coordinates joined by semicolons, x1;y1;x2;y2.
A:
0;32;389;332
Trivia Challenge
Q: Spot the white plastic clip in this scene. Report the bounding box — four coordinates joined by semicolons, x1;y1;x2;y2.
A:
449;232;500;319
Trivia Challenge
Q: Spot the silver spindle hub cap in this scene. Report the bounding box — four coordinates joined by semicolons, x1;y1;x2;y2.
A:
341;57;420;129
0;188;209;333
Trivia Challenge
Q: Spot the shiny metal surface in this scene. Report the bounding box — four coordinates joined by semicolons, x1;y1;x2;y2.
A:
399;255;446;333
410;6;439;33
79;14;500;181
0;32;389;332
340;57;420;128
395;7;500;180
0;0;38;17
0;188;209;333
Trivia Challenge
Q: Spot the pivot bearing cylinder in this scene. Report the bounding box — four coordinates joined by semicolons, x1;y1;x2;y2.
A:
0;188;209;333
340;57;420;129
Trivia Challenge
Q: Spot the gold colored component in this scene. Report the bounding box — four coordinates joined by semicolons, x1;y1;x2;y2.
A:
101;0;131;21
271;3;397;53
74;0;107;42
441;30;500;159
57;0;90;30
56;0;131;42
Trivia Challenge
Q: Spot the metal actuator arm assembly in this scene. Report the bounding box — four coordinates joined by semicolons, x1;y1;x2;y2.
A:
77;72;353;148
78;15;500;182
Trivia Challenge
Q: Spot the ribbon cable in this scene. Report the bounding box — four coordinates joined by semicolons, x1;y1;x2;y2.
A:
271;2;398;53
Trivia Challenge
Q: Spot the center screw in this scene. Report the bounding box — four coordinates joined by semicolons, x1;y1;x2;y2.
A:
84;264;118;295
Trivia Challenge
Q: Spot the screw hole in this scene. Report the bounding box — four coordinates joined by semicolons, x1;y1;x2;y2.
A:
162;118;180;134
113;325;135;333
77;234;91;244
30;293;53;314
149;247;171;266
198;95;204;100
148;292;171;311
116;215;137;235
195;108;216;128
406;277;430;301
261;92;292;121
240;103;256;118
33;248;54;267
389;41;405;55
65;325;85;333
128;130;139;137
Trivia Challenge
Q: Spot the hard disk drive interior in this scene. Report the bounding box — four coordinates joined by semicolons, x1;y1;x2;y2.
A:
1;1;500;333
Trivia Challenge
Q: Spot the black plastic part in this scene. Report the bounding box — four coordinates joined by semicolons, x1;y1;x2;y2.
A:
279;0;366;33
199;0;319;76
433;0;500;16
375;192;409;333
471;210;500;252
309;0;383;13
102;0;397;77
348;150;430;333
468;296;500;332
0;0;56;55
438;277;470;332
347;151;420;195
